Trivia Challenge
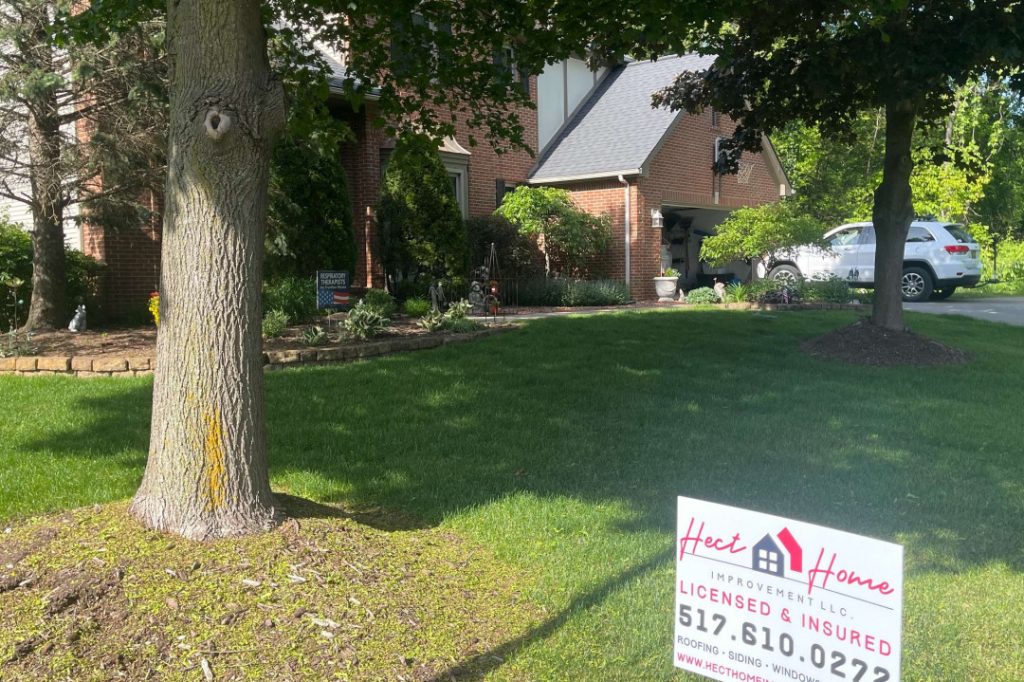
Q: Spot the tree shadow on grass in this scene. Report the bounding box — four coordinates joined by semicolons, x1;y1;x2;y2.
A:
16;309;1024;576
12;310;1024;678
426;547;675;682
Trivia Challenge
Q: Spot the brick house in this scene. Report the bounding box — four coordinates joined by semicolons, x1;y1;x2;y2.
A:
14;51;792;313
333;52;792;299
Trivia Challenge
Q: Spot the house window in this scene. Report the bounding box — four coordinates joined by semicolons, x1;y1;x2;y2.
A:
493;46;529;93
495;179;518;209
442;161;468;218
710;107;720;128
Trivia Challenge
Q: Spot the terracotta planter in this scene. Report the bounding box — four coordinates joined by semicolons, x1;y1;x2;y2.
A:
654;276;678;302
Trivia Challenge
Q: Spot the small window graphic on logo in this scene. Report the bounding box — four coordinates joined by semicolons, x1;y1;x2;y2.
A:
751;527;802;578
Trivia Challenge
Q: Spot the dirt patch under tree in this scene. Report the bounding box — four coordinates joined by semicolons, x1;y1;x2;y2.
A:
800;318;971;367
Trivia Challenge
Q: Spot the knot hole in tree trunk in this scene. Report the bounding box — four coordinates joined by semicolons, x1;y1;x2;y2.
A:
204;108;231;140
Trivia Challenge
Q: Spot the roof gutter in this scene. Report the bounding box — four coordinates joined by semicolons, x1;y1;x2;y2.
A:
527;168;642;185
618;174;631;287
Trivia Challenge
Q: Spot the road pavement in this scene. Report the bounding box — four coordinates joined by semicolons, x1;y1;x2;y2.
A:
905;296;1024;327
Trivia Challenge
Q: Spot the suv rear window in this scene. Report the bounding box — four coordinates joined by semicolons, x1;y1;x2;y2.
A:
943;224;976;244
906;226;935;242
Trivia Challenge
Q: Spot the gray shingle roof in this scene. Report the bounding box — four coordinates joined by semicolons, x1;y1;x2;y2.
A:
528;54;715;183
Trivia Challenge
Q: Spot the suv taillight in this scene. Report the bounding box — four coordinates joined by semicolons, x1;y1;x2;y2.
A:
944;245;970;254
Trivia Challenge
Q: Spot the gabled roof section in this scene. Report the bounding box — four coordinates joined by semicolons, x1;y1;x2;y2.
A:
528;54;715;184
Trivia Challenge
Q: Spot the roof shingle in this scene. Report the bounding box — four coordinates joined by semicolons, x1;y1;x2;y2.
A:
529;54;715;183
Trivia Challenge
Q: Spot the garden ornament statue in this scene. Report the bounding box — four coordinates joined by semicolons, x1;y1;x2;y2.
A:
713;278;727;302
468;281;486;315
429;281;446;312
68;304;87;332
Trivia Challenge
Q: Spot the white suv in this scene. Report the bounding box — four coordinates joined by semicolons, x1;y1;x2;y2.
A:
765;221;982;302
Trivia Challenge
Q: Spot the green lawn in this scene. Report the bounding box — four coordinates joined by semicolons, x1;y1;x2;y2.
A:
2;309;1023;680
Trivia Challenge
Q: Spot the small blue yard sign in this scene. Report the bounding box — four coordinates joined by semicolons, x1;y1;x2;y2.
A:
316;270;351;309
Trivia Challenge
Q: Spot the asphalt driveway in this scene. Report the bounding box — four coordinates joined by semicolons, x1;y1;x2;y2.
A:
905;296;1024;327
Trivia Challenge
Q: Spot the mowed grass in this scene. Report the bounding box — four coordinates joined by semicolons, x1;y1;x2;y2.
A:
2;308;1023;680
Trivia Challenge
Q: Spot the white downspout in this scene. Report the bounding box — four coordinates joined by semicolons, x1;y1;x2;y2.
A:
618;174;630;286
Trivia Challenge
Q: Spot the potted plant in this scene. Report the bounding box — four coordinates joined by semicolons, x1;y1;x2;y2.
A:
654;267;680;301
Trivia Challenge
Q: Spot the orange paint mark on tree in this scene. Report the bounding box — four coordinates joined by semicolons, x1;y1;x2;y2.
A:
203;409;227;511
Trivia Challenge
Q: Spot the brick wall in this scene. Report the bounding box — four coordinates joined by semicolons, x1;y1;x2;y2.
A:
555;110;784;299
80;190;162;319
564;179;636;283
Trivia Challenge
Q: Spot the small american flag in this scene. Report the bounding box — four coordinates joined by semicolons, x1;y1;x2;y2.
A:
317;289;350;308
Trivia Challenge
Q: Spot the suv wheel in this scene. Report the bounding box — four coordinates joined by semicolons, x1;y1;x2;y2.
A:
901;266;933;302
768;264;801;285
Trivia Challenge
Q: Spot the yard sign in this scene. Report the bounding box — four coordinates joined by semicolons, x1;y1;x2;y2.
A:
674;496;903;682
316;270;350;310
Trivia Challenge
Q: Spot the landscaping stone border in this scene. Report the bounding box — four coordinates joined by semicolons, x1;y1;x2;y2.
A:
0;327;512;378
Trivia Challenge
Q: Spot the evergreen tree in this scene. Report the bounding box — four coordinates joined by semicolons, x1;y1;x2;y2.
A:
0;0;165;329
377;135;467;285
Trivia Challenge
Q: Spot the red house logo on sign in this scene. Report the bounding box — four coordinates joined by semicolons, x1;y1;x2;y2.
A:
751;527;802;578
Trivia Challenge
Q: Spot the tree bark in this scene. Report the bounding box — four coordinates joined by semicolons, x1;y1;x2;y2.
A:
129;0;286;539
870;100;917;331
22;16;66;332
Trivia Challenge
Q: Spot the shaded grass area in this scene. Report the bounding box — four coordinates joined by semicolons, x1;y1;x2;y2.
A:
2;308;1024;679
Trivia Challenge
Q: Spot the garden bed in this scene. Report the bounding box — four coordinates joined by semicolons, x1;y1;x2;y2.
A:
0;318;513;377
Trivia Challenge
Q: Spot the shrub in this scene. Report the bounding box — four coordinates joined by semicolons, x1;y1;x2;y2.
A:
344;300;389;340
362;288;397;318
700;200;825;268
402;297;431;317
0;218;105;329
263;276;318;324
262;309;290;338
65;249;105;314
266;136;356;280
465;214;540;277
803;275;852;303
518;278;630;307
496;186;611;278
0;216;31;277
562;280;631;306
685;287;720;305
377;135;468;282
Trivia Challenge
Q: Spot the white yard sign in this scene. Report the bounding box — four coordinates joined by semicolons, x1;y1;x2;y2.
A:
674;496;903;682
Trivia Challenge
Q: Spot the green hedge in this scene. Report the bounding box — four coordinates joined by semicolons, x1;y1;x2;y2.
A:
518;278;630;307
0;218;104;331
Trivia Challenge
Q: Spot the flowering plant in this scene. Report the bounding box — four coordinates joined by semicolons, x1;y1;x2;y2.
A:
148;291;160;327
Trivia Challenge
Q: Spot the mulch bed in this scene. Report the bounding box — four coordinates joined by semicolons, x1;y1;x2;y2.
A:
801;318;971;367
23;317;440;359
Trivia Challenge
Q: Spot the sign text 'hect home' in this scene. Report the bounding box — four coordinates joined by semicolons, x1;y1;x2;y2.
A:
674;496;903;682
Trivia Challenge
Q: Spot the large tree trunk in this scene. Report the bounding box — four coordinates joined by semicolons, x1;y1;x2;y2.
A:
870;100;917;331
130;0;286;539
23;20;66;332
